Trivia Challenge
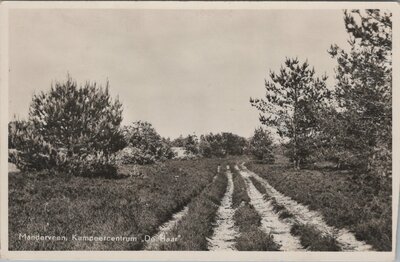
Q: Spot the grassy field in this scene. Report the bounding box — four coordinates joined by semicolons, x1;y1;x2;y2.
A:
246;160;392;251
9;158;225;250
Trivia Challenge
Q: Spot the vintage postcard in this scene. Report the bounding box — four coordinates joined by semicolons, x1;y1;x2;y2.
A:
0;1;399;261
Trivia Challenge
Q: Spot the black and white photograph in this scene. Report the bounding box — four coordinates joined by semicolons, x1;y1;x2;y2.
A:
1;1;398;261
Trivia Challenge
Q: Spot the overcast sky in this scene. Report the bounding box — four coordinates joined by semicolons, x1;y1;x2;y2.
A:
9;9;349;139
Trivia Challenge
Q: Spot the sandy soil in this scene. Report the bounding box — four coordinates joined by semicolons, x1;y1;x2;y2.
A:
237;165;304;251
145;206;189;250
240;163;373;251
145;173;219;250
208;166;238;251
8;163;20;173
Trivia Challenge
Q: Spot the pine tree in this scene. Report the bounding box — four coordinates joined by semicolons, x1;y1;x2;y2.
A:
328;10;392;175
250;58;329;168
18;76;125;176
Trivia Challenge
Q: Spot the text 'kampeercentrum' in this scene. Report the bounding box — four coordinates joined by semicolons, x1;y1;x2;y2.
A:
18;233;180;243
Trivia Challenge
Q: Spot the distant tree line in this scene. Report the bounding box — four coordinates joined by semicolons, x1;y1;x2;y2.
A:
251;10;392;176
170;129;275;162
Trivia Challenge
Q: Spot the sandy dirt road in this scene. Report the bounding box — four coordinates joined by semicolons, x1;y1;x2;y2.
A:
208;166;238;251
239;163;373;251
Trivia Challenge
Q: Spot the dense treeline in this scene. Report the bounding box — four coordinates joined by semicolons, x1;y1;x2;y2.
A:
171;131;274;161
251;10;392;176
199;132;247;158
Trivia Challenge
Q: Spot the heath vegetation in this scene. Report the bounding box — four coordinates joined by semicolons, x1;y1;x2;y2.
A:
8;10;392;252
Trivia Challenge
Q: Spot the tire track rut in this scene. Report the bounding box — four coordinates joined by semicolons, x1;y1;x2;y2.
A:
145;170;219;250
145;206;189;250
207;166;238;251
240;163;373;251
236;165;304;251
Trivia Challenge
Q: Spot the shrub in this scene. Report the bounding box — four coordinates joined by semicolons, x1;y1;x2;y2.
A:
8;120;43;168
184;134;200;156
231;166;250;208
279;210;294;220
13;76;125;176
235;228;280;251
249;176;267;195
290;223;340;251
119;121;175;165
354;218;391;251
249;127;275;163
234;203;261;231
8;119;29;149
234;203;280;251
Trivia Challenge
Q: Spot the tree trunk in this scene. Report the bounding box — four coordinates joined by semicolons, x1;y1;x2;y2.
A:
293;159;300;170
293;86;299;171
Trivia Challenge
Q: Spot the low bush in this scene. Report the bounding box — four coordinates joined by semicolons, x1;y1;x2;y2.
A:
119;121;175;165
354;218;392;251
234;203;261;231
248;176;267;195
290;224;340;251
278;210;294;220
270;198;286;213
234;203;280;251
230;165;250;208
